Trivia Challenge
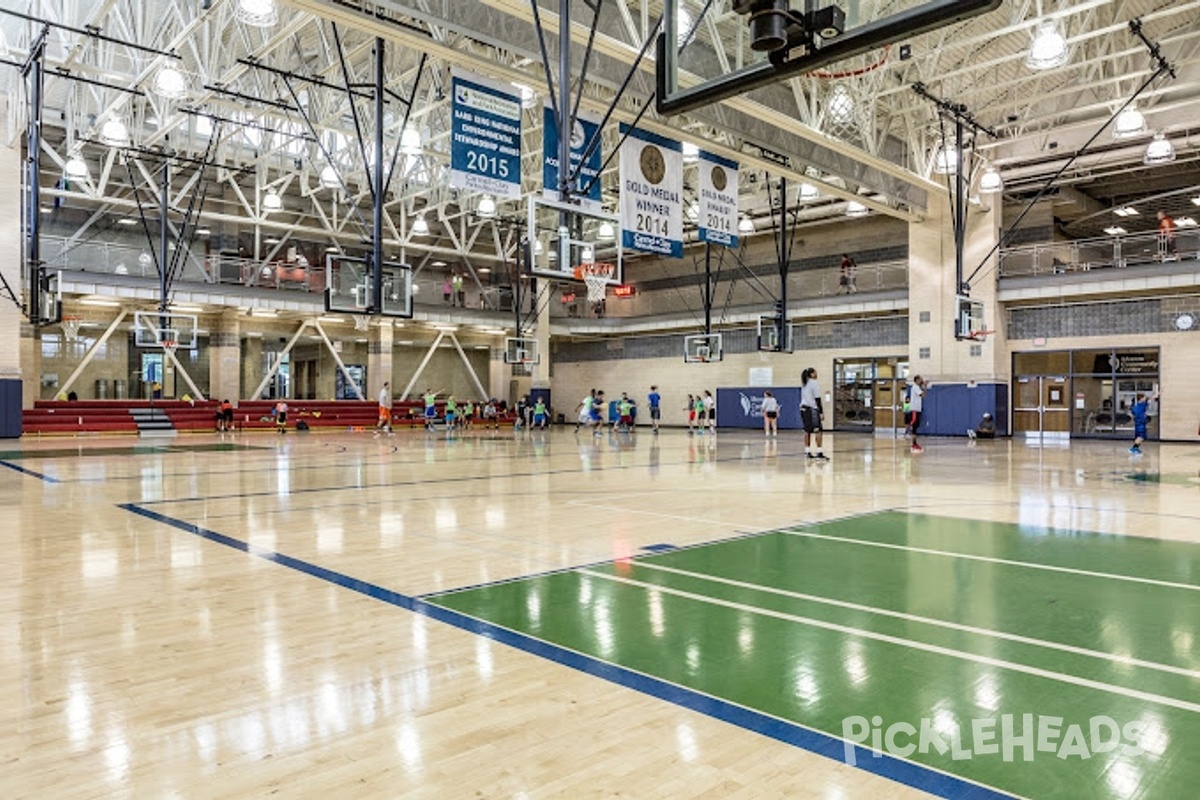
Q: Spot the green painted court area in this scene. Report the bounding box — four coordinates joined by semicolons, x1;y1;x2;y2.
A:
0;443;266;460
428;512;1200;799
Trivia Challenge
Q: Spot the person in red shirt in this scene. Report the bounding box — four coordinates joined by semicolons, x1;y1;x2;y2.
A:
1158;210;1176;259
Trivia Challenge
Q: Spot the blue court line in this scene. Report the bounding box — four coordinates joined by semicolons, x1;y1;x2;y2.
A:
0;460;61;483
118;501;1014;800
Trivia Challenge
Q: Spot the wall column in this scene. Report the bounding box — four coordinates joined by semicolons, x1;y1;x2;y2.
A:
907;193;1004;382
0;144;23;426
209;309;241;401
368;319;394;397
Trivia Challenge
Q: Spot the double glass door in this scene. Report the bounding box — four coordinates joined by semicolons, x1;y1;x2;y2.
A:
1013;376;1070;435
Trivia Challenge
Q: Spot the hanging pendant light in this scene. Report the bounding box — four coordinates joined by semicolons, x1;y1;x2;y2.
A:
978;167;1003;194
1112;103;1146;139
1027;20;1068;71
236;0;278;27
100;118;130;146
319;165;340;189
597;221;615;241
1143;133;1175;165
400;126;422;156
153;65;189;100
737;216;755;234
933;144;959;175
64;154;90;180
411;214;430;236
262;189;283;212
477;194;497;218
845;200;869;218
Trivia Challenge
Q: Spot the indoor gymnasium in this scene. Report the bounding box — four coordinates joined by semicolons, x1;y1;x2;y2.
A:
1;2;1198;798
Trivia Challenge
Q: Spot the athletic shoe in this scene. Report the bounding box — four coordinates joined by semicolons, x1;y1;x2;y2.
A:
815;453;829;461
1129;446;1141;455
806;453;816;459
967;429;977;440
911;444;923;453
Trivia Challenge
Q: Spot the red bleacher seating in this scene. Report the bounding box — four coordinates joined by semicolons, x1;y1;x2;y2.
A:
22;399;517;435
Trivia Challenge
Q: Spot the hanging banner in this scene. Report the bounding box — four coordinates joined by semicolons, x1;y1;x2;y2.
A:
449;68;522;199
698;150;739;247
619;124;683;258
543;105;603;211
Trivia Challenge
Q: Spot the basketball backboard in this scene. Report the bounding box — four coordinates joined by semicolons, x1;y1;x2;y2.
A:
955;294;984;340
657;1;1002;115
134;310;198;348
527;196;623;285
36;269;62;326
503;337;541;365
684;333;723;363
325;255;413;318
757;314;794;353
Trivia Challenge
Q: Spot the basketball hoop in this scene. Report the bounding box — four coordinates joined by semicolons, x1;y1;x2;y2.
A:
576;262;614;304
162;340;178;354
60;316;83;344
967;330;996;342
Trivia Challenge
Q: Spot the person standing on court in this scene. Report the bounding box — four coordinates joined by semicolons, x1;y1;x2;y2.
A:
1129;389;1160;455
376;381;393;436
908;376;927;454
703;390;716;432
423;388;439;431
762;390;779;438
648;385;662;433
800;368;827;460
839;253;857;294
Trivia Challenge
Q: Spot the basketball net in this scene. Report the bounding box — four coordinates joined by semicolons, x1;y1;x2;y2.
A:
578;263;614;304
60;317;82;344
353;314;371;331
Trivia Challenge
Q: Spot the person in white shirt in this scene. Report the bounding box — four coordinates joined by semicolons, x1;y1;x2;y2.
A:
376;381;393;435
908;376;927;453
703;390;716;432
761;390;780;437
800;368;827;460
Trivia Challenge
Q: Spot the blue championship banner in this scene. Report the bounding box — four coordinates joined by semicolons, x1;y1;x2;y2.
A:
543;105;602;211
450;68;522;199
698;150;739;247
619;124;683;258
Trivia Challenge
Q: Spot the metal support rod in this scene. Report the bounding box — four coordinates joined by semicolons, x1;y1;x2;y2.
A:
400;332;446;400
964;64;1170;287
570;0;603;136
571;15;662;189
24;26;48;324
557;0;572;201
529;0;560;139
448;334;490;401
778;177;789;345
0;8;181;58
57;310;129;397
251;321;310;400
161;344;206;402
313;322;366;401
954;118;966;294
372;37;385;314
383;53;427;198
332;23;374;204
159;156;170;324
704;243;712;336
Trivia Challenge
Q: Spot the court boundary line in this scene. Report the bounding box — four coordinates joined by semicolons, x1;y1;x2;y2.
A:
0;460;61;483
633;562;1200;679
116;501;1018;800
780;529;1200;592
580;569;1200;715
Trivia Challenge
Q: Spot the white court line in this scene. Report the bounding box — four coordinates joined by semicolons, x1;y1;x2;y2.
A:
428;603;1030;800
634;562;1200;679
780;529;1200;593
580;569;1200;716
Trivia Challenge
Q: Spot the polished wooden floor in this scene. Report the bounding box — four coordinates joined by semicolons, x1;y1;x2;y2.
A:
2;427;1197;799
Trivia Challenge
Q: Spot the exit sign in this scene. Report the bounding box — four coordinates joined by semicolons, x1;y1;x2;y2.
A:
613;284;636;298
